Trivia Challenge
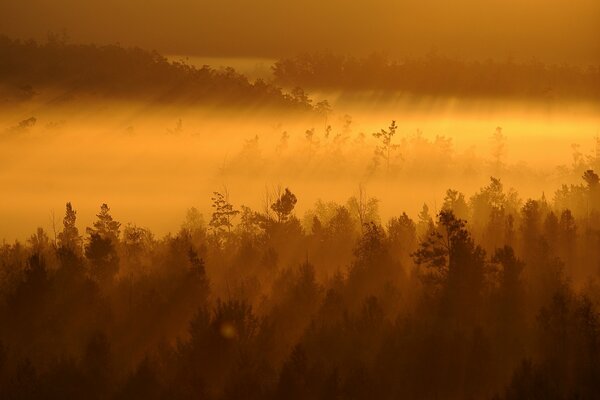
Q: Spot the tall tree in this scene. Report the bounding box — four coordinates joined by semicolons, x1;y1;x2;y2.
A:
347;185;379;232
57;202;82;252
209;189;240;236
442;189;469;221
85;204;121;281
87;203;121;241
416;203;434;239
271;188;298;224
372;120;401;174
583;169;600;212
413;210;487;321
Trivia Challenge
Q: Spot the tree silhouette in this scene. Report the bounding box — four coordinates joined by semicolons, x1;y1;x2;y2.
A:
372;120;401;174
347;185;379;232
583;169;600;211
413;210;487;321
57;202;82;252
85;204;120;281
1;178;600;399
582;169;599;189
28;227;50;255
492;246;524;303
209;189;240;236
442;189;469;221
271;188;298;223
87;203;121;241
416;203;434;238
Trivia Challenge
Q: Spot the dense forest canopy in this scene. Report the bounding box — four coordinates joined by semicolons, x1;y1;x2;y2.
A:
273;53;600;101
0;36;313;109
2;36;599;107
0;172;599;399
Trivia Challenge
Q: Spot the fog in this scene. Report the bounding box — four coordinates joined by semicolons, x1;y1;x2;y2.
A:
1;3;600;394
1;96;598;241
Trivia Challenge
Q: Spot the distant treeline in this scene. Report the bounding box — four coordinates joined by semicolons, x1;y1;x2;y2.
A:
0;171;599;399
273;52;600;100
0;36;313;109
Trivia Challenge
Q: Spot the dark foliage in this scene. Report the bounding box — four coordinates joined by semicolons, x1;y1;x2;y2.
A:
1;175;600;399
0;36;313;109
273;52;600;101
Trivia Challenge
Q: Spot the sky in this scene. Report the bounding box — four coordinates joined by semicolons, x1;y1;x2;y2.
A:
1;0;599;63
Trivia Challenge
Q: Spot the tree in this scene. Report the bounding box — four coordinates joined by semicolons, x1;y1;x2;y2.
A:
442;189;469;221
290;87;311;105
491;245;526;343
209;189;239;235
558;209;577;264
469;178;521;248
387;213;417;264
582;169;600;211
271;188;297;223
520;200;541;244
354;222;387;265
413;210;467;282
372;120;401;174
315;99;332;119
85;204;121;281
347;185;379;232
87;203;121;241
28;227;50;254
582;169;599;189
182;207;205;234
413;210;487;321
305;128;319;159
57;202;82;252
492;246;524;301
416;203;434;239
122;224;153;264
188;247;206;277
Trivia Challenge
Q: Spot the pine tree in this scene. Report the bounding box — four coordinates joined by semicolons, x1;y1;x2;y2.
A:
85;204;121;281
57;202;82;251
271;188;298;223
372;120;401;174
209;190;239;235
87;203;121;241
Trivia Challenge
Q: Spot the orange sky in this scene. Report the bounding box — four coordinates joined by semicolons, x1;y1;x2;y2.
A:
1;0;599;63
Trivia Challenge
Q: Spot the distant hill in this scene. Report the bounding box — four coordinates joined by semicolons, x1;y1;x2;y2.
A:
0;36;313;109
273;53;600;101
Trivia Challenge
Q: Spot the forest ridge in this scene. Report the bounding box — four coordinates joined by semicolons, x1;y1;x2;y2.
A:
273;53;600;101
1;36;599;107
0;36;313;109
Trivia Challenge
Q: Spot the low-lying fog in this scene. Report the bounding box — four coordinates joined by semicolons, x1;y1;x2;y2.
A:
1;96;598;241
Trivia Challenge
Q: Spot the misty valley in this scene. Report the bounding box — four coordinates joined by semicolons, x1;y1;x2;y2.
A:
0;36;600;399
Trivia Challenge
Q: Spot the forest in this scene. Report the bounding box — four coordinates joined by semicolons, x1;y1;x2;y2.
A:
273;53;600;101
0;36;313;109
1;10;599;397
2;36;600;107
0;167;599;399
